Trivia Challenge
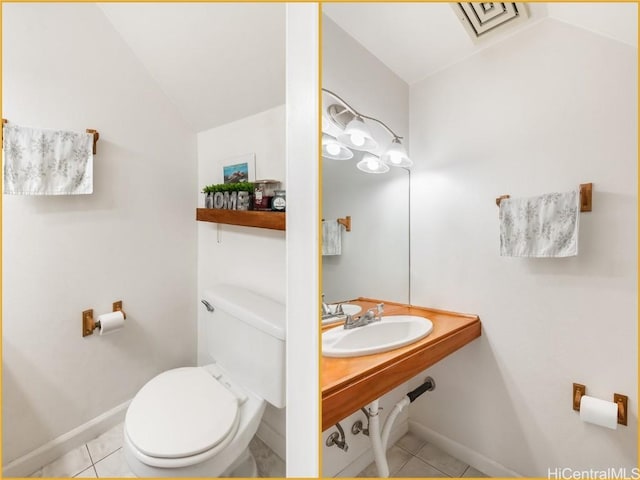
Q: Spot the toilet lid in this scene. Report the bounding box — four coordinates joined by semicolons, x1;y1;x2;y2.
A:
125;367;239;459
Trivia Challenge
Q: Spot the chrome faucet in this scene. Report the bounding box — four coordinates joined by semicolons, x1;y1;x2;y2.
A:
344;303;384;329
322;295;345;320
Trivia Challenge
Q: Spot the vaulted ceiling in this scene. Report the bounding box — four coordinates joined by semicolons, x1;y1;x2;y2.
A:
97;3;636;132
323;2;637;85
98;3;285;133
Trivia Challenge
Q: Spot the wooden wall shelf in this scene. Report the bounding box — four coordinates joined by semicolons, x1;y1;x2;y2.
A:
196;208;285;231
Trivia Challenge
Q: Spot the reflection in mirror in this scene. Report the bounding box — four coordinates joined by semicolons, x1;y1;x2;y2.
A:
322;156;409;304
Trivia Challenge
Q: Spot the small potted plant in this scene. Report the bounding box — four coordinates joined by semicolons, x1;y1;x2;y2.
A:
204;182;255;210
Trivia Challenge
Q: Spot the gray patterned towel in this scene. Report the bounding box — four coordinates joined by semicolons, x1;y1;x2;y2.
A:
3;123;93;195
322;220;342;256
499;189;580;257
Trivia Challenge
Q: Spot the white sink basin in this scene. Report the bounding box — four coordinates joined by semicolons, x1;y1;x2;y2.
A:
321;304;362;325
322;315;434;358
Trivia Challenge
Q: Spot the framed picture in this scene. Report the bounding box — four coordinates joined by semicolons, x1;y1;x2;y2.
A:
223;153;256;184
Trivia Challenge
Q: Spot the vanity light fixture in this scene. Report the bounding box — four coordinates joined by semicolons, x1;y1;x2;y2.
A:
322;88;413;173
322;133;354;160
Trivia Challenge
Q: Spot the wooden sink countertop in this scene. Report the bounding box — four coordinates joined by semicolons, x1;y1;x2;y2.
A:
321;298;481;431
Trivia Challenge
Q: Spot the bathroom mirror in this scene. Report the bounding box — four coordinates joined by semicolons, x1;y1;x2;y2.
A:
322;157;410;304
321;16;410;307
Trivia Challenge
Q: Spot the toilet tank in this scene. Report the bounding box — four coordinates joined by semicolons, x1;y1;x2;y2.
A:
202;285;285;408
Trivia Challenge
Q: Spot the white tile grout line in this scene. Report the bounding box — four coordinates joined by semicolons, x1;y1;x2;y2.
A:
71;443;105;478
85;444;97;478
85;444;95;465
92;447;118;475
84;444;101;478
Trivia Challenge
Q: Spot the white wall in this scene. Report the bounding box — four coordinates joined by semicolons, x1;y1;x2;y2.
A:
2;3;197;466
285;4;319;476
196;105;286;458
409;18;637;476
322;16;410;305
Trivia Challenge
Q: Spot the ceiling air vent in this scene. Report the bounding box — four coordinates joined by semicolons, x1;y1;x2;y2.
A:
452;3;529;43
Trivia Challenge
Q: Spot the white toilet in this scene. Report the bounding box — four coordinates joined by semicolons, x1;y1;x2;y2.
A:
123;285;285;477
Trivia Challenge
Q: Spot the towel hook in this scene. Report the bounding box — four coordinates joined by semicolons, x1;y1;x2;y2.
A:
337;216;351;232
496;183;592;212
1;119;99;154
579;183;592;212
495;195;510;207
86;129;100;155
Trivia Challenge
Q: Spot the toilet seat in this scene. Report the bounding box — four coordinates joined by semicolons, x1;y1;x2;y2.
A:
125;367;241;467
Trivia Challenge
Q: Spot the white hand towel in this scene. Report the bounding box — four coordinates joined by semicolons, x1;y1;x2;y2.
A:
3;123;93;195
500;189;580;257
322;220;342;256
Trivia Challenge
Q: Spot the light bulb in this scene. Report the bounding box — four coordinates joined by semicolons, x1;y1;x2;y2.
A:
389;152;402;165
367;158;379;170
326;143;341;156
350;133;365;147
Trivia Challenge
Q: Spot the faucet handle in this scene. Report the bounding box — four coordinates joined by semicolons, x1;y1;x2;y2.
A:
321;293;331;315
363;309;376;320
376;303;384;314
343;314;355;329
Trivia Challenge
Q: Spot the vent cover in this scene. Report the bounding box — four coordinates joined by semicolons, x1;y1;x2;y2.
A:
452;3;529;43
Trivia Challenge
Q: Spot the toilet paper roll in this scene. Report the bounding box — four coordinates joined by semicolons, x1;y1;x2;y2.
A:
580;395;618;430
98;311;125;335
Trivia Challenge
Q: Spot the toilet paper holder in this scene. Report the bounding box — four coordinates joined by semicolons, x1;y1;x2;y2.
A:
82;301;127;337
573;383;628;426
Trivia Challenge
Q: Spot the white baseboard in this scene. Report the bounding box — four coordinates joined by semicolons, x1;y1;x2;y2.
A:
3;400;130;478
256;419;286;462
409;421;522;478
335;419;409;478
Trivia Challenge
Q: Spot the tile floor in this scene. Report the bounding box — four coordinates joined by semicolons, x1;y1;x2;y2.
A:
28;422;285;478
356;431;489;478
